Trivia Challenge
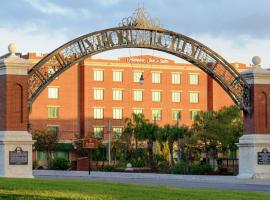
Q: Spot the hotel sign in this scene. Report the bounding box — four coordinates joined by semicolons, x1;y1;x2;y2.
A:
9;147;28;165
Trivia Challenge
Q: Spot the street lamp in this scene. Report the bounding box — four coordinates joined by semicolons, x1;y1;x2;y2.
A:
139;73;144;84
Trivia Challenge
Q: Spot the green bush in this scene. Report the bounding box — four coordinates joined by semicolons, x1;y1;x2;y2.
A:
48;157;70;170
101;165;115;172
171;162;213;175
171;162;189;174
157;161;171;173
32;160;38;169
126;149;148;168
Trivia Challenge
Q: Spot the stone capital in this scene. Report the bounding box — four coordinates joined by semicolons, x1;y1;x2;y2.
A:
241;67;270;85
0;54;32;76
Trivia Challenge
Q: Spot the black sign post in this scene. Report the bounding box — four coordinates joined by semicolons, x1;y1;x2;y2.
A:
9;147;28;165
258;148;270;165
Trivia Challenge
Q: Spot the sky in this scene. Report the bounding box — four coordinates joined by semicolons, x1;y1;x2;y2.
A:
0;0;270;67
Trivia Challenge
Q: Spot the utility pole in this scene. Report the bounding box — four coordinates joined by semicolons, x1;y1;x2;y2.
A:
153;116;157;164
108;120;111;165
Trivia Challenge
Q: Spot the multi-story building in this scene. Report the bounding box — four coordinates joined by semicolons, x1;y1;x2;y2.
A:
25;53;249;162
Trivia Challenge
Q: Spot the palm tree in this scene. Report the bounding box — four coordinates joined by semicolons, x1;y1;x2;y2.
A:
162;124;188;165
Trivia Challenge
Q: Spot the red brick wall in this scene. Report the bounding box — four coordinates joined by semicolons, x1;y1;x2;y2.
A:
0;75;28;131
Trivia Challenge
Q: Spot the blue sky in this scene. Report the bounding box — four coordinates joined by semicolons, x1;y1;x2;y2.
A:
1;0;270;67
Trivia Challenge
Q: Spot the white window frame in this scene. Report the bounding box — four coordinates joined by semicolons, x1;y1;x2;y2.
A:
171;73;181;84
152;109;162;121
93;108;104;119
172;91;181;102
133;108;143;114
152;91;161;102
113;108;123;119
93;88;104;100
113;89;123;101
93;126;104;138
189;73;199;85
133;71;143;83
189;92;199;103
133;90;143;101
172;110;182;121
113;71;123;82
93;69;104;81
190;110;200;121
48;87;59;99
152;72;161;84
48;106;59;119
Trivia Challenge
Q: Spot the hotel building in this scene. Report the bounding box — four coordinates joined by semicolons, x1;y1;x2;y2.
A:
25;53;249;161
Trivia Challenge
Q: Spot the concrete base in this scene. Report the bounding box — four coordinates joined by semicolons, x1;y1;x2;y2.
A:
0;131;34;178
237;134;270;179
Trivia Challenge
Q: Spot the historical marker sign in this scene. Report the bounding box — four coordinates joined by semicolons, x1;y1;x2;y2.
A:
258;148;270;165
9;147;28;165
83;138;98;149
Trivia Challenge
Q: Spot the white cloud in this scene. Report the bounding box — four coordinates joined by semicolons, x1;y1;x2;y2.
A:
0;26;69;55
24;0;71;15
192;34;270;68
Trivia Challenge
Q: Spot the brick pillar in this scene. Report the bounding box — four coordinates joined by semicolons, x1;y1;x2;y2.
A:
238;57;270;179
0;44;34;178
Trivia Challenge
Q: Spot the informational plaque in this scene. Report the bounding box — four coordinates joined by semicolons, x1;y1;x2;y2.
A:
258;148;270;165
9;147;28;165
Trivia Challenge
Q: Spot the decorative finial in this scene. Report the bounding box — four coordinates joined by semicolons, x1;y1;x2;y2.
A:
252;56;261;68
8;43;17;55
120;6;161;28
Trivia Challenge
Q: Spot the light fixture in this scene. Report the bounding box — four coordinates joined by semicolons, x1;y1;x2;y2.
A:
139;73;144;84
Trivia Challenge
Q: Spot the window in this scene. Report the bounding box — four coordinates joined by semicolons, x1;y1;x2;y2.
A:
93;108;103;119
113;108;123;119
172;110;182;121
94;127;104;138
94;70;103;81
171;73;181;84
152;72;161;83
189;74;199;85
133;108;143;114
113;71;122;82
133;90;143;101
134;71;143;83
152;109;162;120
113;89;123;101
48;87;58;99
190;110;199;120
93;88;103;100
47;126;59;136
48;106;59;119
152;91;161;102
172;91;181;102
37;151;47;161
189;92;199;103
56;151;69;160
113;127;122;138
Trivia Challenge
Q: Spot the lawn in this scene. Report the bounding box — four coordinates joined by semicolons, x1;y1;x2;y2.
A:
0;178;269;200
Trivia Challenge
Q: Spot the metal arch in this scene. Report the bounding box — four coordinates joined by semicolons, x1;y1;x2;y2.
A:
28;26;251;111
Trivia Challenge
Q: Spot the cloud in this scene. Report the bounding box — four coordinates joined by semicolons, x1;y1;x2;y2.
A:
24;0;71;15
0;26;69;55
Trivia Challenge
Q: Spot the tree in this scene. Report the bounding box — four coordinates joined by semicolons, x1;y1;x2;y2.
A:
32;129;58;160
191;105;243;162
161;124;188;164
136;122;159;168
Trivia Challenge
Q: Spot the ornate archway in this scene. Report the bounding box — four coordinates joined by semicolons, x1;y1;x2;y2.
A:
28;8;250;111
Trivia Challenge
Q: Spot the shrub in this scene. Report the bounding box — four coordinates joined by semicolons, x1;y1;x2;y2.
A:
157;161;171;173
101;165;115;172
126;148;148;168
171;162;213;175
32;160;38;169
171;162;189;174
48;157;70;170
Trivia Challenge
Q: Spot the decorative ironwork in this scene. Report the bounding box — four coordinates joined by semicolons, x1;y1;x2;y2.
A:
28;13;251;111
120;6;161;28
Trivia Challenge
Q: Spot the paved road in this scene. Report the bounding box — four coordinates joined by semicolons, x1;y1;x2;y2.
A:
34;170;270;192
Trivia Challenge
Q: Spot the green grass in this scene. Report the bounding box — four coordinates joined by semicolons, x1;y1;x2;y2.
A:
0;178;269;200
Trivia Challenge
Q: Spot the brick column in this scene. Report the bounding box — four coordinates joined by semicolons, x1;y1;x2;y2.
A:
0;44;34;178
238;56;270;179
